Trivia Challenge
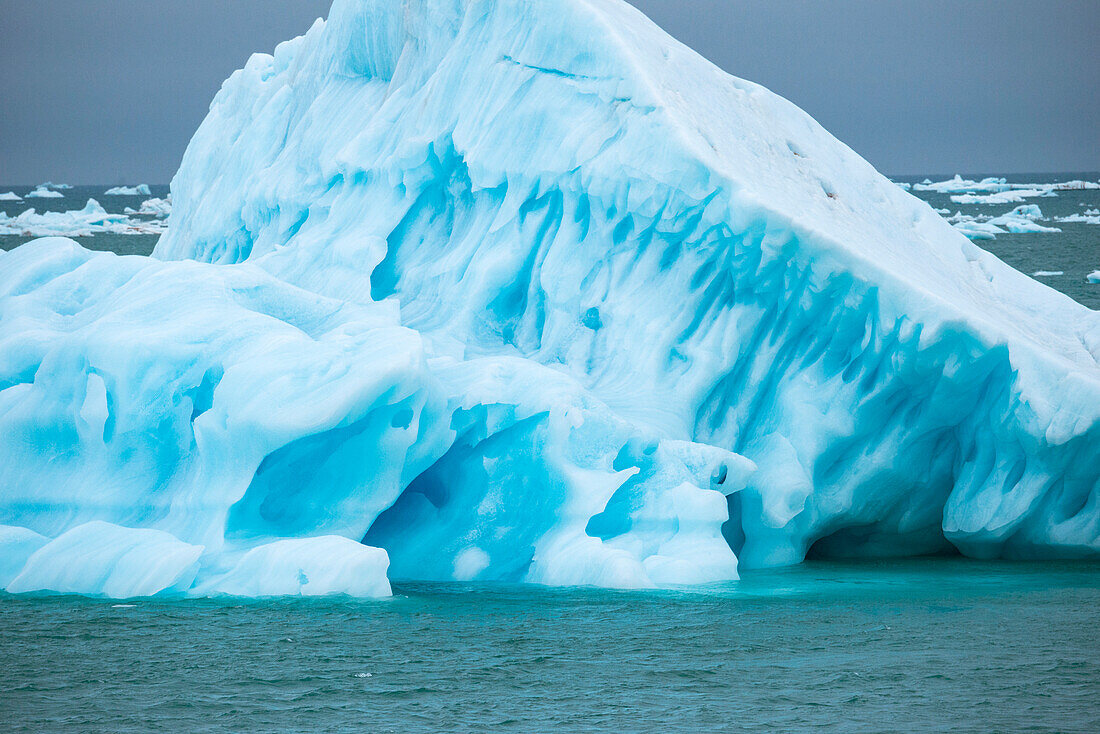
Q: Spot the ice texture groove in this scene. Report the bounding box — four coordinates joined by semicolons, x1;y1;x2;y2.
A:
1;0;1099;598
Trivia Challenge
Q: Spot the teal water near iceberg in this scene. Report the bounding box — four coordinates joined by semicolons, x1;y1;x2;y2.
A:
3;559;1098;732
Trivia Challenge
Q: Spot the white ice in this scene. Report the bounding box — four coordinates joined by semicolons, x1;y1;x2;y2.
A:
0;199;166;237
104;184;152;196
25;185;64;199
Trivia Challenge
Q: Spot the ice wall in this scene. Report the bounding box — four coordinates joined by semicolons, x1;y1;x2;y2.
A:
2;0;1099;598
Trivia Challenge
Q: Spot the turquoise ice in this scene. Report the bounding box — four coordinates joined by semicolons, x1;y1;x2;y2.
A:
2;0;1098;598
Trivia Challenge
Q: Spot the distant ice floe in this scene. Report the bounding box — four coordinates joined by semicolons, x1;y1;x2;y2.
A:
0;199;167;237
0;192;22;201
105;184;152;196
1032;271;1063;277
947;205;1061;239
892;181;912;191
988;205;1061;234
124;196;172;218
40;181;72;190
950;189;1051;206
25;185;64;199
915;174;1100;199
1056;209;1100;225
1088;271;1100;284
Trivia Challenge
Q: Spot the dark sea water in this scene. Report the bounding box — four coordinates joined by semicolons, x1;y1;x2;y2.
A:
2;560;1098;732
1;177;1098;731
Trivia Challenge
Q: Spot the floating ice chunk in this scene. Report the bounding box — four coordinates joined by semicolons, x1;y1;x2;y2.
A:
991;204;1044;222
1056;209;1100;225
199;537;391;598
1032;271;1063;277
6;521;203;598
950;219;1005;240
123;197;172;218
1087;271;1100;284
0;191;22;201
986;205;1061;234
25;185;64;199
892;181;912;191
915;175;1011;194
104;184;152;196
950;189;1050;205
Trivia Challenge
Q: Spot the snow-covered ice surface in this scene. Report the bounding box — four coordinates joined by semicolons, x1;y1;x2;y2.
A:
2;0;1099;599
0;192;22;202
104;184;152;196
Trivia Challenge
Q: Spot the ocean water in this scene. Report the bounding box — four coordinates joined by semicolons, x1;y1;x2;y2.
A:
1;177;1098;730
2;559;1098;732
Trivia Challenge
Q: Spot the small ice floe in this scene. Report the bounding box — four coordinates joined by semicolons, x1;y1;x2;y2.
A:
945;212;1004;240
1032;271;1063;277
1056;209;1100;225
105;184;152;196
916;175;1012;194
987;205;1061;234
26;185;64;199
951;220;1004;240
40;182;72;190
124;197;172;218
353;672;373;679
1087;271;1100;284
111;604;137;608
950;189;1050;206
0;192;22;201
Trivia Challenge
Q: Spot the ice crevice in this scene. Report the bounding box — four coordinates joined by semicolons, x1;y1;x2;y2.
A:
1;0;1099;599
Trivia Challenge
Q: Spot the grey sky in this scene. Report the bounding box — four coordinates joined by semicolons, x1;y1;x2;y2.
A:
1;0;1097;185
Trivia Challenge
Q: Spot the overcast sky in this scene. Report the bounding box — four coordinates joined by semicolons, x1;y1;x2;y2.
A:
2;0;1097;184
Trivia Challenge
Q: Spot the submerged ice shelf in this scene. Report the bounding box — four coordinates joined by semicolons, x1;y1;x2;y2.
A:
2;0;1099;599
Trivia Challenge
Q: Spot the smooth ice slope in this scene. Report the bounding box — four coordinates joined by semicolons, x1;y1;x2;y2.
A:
2;0;1100;598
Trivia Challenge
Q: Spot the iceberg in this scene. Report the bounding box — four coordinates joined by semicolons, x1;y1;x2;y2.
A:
0;192;22;202
1088;271;1100;284
25;185;64;199
2;0;1099;599
104;184;152;196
